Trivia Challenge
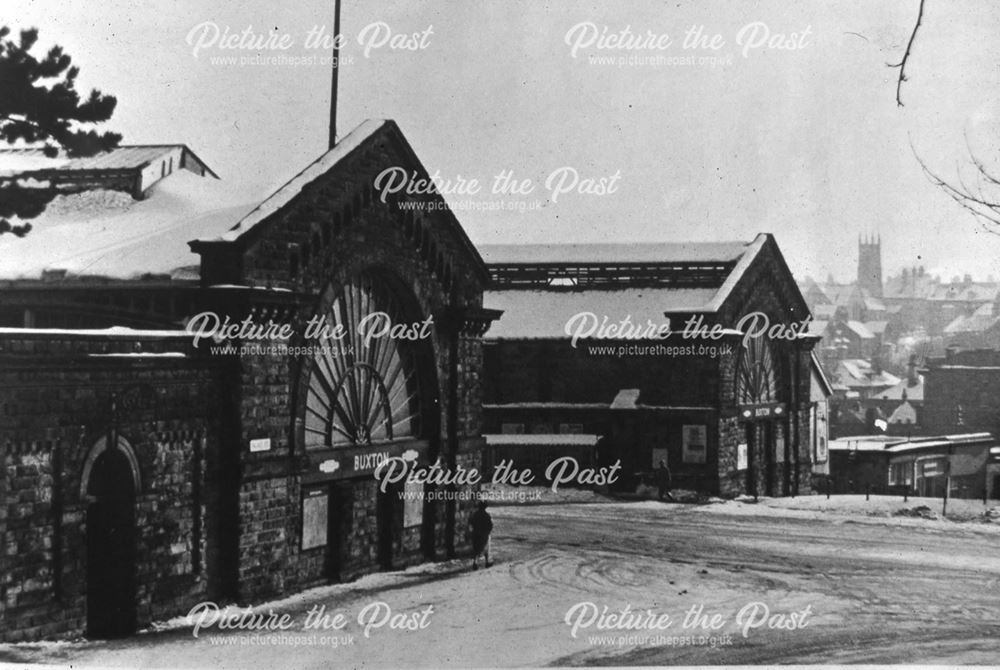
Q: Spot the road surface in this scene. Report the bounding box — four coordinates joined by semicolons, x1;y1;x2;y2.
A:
2;499;999;667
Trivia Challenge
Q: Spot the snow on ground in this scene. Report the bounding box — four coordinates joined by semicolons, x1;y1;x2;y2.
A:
4;494;1000;668
691;494;1000;535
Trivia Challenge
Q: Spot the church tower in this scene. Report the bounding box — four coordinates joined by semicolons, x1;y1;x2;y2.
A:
857;233;883;297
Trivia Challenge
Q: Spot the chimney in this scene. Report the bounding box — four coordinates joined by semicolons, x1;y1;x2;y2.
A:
907;354;918;387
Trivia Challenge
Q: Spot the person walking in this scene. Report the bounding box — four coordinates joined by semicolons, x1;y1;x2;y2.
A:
470;500;493;570
655;459;674;502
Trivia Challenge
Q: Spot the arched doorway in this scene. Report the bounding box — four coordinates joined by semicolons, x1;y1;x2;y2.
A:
83;437;139;638
736;336;780;497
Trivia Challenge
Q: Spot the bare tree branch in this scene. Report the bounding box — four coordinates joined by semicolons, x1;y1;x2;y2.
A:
888;0;926;107
911;139;1000;234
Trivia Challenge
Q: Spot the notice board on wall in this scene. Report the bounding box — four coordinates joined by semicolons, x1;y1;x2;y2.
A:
302;490;328;550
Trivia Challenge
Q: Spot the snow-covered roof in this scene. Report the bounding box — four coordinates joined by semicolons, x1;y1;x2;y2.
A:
0;144;218;178
197;119;386;244
845;320;875;339
483;288;719;339
927;282;999;303
835;359;901;388
479;241;750;265
863;297;886;311
829;436;901;452
876;376;924;402
0;171;255;281
0;326;190;337
887;401;917;424
943;303;1000;335
886;433;995;454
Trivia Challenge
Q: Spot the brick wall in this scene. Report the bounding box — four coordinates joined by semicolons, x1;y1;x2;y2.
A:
923;350;1000;436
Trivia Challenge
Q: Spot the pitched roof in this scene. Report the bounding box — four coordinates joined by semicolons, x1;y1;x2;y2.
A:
943;303;1000;334
927;282;999;302
876;376;924;401
482;234;810;339
192;119;489;282
0;120;487;283
834;359;901;389
197;119;387;244
887;401;918;424
845;321;875;339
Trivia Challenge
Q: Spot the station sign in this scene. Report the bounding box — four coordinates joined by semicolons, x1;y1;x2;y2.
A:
739;403;786;420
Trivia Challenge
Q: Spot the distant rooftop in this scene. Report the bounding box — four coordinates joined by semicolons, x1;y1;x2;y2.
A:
482;234;802;339
479;241;750;265
482;238;766;293
0;144;218;178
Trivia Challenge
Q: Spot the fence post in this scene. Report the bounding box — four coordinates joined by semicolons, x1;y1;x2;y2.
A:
866;484;870;501
826;477;831;500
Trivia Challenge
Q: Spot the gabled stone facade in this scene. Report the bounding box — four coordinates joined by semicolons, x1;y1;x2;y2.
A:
0;120;497;641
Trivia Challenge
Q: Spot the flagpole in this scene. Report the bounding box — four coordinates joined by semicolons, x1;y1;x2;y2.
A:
329;0;342;149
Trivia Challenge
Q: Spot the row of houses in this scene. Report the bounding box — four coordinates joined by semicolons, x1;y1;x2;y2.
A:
802;236;1000;385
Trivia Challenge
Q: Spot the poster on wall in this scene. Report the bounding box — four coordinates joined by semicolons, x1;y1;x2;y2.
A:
737;443;749;471
301;490;328;550
682;425;707;464
775;434;785;463
403;480;424;528
651;447;670;469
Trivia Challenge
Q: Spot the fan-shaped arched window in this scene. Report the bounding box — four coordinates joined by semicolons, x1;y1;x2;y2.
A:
736;337;778;405
304;273;422;447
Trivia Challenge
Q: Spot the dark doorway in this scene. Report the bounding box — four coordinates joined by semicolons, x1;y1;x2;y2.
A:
86;445;138;638
324;483;347;581
763;422;776;497
376;484;397;570
745;423;757;497
784;420;794;496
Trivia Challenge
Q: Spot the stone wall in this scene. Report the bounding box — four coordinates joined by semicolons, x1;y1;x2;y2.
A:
195;123;490;601
0;333;219;642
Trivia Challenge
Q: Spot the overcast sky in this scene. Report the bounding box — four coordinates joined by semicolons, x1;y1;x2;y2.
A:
8;0;1000;282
